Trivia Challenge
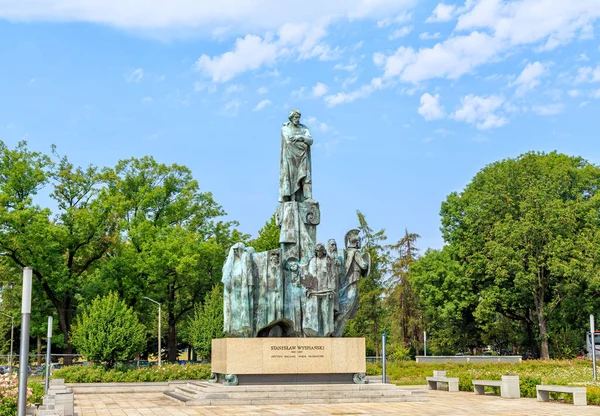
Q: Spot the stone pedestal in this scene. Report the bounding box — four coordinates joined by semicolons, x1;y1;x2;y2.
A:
211;337;366;385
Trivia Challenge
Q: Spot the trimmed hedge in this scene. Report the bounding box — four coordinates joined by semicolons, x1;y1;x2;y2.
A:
52;363;212;383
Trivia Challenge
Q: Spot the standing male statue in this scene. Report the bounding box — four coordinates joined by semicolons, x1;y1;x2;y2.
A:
279;109;313;203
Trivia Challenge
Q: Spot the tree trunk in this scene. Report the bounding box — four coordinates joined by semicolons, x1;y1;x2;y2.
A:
538;315;550;359
37;335;42;366
56;301;74;365
168;320;177;362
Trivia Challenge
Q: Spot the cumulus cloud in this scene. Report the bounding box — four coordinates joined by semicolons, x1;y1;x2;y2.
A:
375;31;502;83
389;25;413;40
194;35;279;82
324;78;384;106
418;93;445;120
253;99;272;111
0;1;416;32
426;3;457;23
377;11;412;28
257;86;268;94
312;82;328;97
419;32;441;40
511;61;547;96
452;94;507;130
371;0;600;86
575;65;600;84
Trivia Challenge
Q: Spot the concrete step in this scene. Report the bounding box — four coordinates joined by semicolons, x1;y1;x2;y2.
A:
186;395;424;406
188;382;399;392
164;383;427;406
164;391;192;404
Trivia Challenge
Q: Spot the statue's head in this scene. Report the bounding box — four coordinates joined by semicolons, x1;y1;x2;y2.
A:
315;243;327;258
344;229;361;249
286;257;299;272
232;242;245;258
327;239;337;254
288;109;301;126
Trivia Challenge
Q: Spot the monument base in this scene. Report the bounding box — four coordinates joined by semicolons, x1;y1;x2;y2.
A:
211;337;366;385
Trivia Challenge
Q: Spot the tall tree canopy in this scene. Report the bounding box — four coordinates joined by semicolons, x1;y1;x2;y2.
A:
440;151;600;359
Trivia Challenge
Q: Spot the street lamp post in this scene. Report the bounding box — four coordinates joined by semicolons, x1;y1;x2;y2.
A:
142;297;161;367
0;312;14;375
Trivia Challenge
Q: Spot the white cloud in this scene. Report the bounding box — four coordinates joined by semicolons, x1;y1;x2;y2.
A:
567;89;580;97
224;84;244;94
511;61;546;96
419;32;441;40
591;89;600;99
127;68;143;83
456;0;600;50
253;99;272;111
304;116;330;132
578;53;590;62
376;31;502;83
575;65;600;84
418;93;445;120
194;35;279;82
389;25;413;40
222;99;242;116
531;103;564;115
257;86;268;94
334;63;358;72
324;77;384;106
376;11;412;28
0;1;416;32
426;3;457;23
141;96;153;103
312;82;328;97
453;94;507;130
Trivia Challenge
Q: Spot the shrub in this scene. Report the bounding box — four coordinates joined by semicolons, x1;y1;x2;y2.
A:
52;363;212;383
71;292;146;367
0;374;33;416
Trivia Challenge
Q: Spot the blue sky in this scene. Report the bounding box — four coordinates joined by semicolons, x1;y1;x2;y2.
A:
1;0;600;251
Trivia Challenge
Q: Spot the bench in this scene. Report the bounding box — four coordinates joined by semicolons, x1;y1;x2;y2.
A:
536;385;587;406
426;370;459;392
472;375;520;398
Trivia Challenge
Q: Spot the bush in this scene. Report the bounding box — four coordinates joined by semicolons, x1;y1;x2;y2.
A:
0;374;34;416
52;363;212;383
71;292;146;367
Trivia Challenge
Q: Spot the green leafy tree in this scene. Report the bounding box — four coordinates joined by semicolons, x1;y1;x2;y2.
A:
187;285;224;360
410;247;482;354
71;292;146;366
440;151;600;359
387;229;423;355
101;156;246;361
0;142;118;363
248;214;279;252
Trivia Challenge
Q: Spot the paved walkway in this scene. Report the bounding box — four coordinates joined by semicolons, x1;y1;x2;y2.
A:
74;386;599;415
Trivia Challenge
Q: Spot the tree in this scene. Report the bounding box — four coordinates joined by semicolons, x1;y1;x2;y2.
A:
187;285;224;360
103;156;244;361
387;229;423;355
71;292;146;366
410;247;482;354
248;214;279;252
0;142;118;363
440;152;600;359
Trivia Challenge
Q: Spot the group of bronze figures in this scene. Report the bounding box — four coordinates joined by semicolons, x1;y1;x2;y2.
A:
222;110;371;338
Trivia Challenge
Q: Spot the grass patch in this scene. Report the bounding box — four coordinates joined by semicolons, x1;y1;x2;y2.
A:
368;359;600;404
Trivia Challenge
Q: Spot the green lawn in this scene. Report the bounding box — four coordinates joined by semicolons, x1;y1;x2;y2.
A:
367;359;600;404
